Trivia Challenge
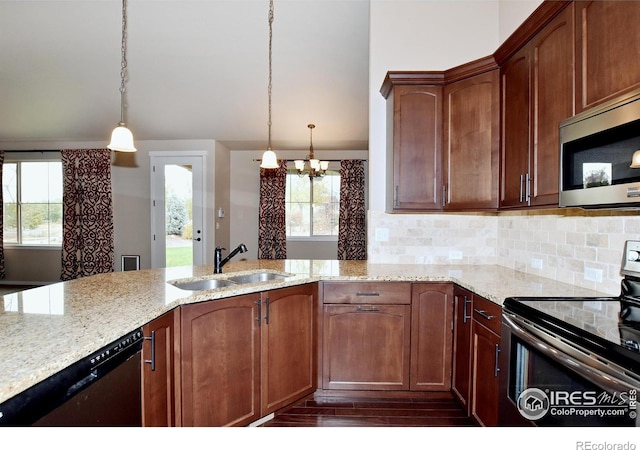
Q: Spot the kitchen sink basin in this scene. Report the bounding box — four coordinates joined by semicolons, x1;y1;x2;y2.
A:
171;279;236;291
225;272;289;284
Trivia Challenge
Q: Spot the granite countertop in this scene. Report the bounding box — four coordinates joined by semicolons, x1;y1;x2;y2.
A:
0;259;612;405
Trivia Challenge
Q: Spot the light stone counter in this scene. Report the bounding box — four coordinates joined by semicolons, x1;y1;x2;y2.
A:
0;259;613;405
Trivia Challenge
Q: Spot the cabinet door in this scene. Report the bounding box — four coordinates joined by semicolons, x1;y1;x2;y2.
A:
261;284;316;416
575;1;640;111
142;309;178;427
323;304;411;390
530;4;574;207
451;286;473;413
389;85;443;211
410;283;453;391
443;70;499;211
500;45;531;209
470;321;501;427
181;294;261;427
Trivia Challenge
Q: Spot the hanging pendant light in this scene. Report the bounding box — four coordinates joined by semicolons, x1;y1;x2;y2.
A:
260;0;279;169
294;124;329;179
108;0;136;152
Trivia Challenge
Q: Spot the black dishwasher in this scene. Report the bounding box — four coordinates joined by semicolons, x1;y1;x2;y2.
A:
0;328;143;426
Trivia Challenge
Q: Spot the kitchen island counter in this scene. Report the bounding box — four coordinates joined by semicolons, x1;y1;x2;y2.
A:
0;259;610;405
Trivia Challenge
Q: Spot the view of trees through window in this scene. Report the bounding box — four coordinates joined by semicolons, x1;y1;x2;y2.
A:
3;161;63;245
285;170;340;237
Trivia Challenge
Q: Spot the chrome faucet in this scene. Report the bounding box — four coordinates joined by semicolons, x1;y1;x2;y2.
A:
214;243;248;273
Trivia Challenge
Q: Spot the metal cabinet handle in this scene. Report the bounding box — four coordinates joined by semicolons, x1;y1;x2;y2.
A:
525;172;531;204
394;185;399;207
356;306;380;312
144;331;156;372
473;308;494;321
494;344;500;378
264;298;270;325
519;174;524;203
462;296;472;323
356;292;380;297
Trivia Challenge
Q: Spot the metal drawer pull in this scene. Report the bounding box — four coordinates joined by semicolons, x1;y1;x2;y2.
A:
463;296;472;323
473;308;495;321
144;331;156;372
356;292;380;297
494;344;500;378
356;306;380;312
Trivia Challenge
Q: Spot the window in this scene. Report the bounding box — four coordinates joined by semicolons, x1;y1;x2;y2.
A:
3;160;63;246
285;169;340;238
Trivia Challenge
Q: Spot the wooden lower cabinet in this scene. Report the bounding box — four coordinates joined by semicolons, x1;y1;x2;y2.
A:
179;284;316;426
322;303;411;390
410;283;453;391
141;308;179;427
180;293;261;427
451;286;473;413
260;284;317;415
470;296;502;427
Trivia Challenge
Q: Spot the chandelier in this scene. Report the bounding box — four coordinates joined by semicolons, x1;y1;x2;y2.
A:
108;0;136;152
260;0;279;169
294;124;329;179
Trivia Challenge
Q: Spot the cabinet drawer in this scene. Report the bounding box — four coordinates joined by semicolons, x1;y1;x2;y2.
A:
322;281;411;304
472;296;501;336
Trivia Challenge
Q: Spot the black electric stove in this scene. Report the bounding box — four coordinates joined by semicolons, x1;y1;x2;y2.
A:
503;240;640;376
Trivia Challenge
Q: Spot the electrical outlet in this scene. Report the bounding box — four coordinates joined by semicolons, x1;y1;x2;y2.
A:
375;228;389;242
584;267;603;283
531;258;543;269
449;250;463;260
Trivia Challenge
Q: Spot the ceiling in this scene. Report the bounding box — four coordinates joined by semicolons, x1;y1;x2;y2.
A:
0;0;370;151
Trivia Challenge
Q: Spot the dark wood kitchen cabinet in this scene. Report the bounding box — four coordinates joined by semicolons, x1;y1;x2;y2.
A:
410;283;453;391
322;281;412;390
180;293;261;427
470;295;502;427
443;64;500;211
451;285;473;415
575;1;640;112
180;284;316;426
500;4;574;209
141;308;179;427
381;75;443;212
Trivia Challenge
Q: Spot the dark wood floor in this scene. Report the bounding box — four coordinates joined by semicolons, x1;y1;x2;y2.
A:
260;392;476;427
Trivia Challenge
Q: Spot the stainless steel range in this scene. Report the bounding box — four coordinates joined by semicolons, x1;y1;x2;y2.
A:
499;241;640;427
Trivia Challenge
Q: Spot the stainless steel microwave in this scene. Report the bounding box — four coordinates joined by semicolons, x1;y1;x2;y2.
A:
560;88;640;208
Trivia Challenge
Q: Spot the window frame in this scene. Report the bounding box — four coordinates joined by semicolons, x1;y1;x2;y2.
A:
285;167;340;241
3;152;63;249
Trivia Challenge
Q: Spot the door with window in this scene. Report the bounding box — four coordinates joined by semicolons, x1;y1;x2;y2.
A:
150;153;205;268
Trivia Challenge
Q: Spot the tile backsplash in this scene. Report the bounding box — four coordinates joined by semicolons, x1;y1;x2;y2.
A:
368;208;640;295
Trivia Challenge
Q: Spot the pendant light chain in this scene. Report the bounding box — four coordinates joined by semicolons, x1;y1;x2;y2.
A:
267;0;274;150
119;0;128;124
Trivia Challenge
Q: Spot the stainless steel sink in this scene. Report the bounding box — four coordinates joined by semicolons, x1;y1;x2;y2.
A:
171;278;236;291
225;272;288;284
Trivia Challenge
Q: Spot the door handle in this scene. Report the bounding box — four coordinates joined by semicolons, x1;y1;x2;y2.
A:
143;331;156;372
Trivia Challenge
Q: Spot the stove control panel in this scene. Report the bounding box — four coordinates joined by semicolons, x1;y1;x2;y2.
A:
621;240;640;277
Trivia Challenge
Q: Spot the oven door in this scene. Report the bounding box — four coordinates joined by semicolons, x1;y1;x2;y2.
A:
499;311;640;427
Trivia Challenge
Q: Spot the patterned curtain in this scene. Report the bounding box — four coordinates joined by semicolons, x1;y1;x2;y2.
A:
338;159;366;260
0;151;4;278
60;149;114;280
258;159;287;259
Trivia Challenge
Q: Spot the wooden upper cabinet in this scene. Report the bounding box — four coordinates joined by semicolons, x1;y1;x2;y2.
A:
443;65;499;211
500;45;531;209
500;3;574;209
575;1;640;112
382;75;443;212
530;3;574;207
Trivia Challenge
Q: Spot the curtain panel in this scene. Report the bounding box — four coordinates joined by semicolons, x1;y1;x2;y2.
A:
257;159;287;259
338;159;366;260
60;149;114;280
